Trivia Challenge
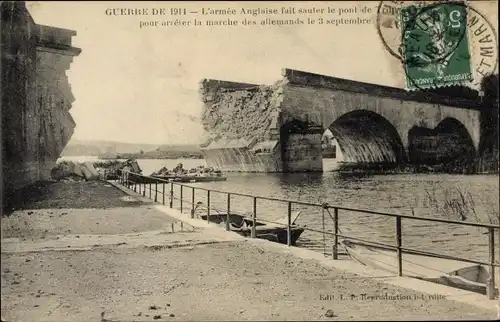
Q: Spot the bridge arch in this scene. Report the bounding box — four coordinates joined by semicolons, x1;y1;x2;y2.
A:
326;110;407;168
408;117;476;172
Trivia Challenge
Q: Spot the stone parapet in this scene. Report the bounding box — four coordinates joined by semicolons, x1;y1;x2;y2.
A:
282;68;481;110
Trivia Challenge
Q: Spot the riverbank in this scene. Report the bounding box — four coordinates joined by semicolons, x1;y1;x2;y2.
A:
98;150;204;160
1;181;498;321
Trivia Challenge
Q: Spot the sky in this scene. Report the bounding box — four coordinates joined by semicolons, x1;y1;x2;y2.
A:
26;1;499;145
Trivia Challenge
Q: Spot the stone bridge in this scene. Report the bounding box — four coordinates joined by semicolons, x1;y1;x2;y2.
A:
200;69;481;172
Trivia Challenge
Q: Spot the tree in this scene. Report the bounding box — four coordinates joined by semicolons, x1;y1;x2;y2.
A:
478;74;499;172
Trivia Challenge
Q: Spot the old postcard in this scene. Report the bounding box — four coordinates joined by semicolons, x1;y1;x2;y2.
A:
1;1;499;321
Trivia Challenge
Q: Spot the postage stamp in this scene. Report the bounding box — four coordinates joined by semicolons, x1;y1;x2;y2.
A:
400;2;473;90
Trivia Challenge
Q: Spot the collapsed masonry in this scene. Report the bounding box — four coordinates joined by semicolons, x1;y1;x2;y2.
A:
199;69;327;173
199;79;285;172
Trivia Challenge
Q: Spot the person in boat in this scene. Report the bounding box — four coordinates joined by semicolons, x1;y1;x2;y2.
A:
173;163;184;174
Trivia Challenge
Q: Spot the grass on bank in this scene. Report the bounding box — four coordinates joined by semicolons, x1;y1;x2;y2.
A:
419;185;499;226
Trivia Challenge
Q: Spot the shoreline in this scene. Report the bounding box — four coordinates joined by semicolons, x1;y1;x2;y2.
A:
1;180;498;321
60;156;499;175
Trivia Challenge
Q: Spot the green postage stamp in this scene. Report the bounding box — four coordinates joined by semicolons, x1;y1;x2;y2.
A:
400;2;473;90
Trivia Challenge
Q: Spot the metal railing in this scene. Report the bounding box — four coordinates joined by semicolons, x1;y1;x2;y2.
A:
115;169;500;299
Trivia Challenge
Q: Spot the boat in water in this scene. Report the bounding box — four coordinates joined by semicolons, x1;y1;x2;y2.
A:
151;174;227;183
200;211;304;245
150;163;227;183
342;239;499;296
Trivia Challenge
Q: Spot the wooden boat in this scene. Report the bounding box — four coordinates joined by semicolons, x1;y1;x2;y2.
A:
152;174;227;183
124;173;227;184
342;239;499;296
200;211;304;245
125;173;163;184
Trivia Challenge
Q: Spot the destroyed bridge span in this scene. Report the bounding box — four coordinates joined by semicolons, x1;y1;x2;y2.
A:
199;68;482;173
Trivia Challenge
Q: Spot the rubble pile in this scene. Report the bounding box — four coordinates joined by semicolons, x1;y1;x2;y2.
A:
201;81;284;144
151;163;222;177
51;159;144;182
50;161;100;181
98;159;143;179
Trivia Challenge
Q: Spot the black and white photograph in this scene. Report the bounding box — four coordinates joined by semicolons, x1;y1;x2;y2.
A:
1;1;499;321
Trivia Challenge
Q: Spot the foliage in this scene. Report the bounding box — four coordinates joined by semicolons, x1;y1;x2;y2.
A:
423;185;499;225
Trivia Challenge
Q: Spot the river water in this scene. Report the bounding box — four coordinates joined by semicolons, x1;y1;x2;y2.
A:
60;156;499;263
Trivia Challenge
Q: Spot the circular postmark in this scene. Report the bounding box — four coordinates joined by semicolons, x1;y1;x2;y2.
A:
376;0;416;61
402;2;470;90
464;4;498;89
377;1;498;91
402;3;468;63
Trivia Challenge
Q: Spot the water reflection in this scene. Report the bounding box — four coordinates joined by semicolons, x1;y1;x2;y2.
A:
275;172;324;186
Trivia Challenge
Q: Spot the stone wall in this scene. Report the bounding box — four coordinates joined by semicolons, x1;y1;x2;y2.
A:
281;133;322;172
1;2;81;200
200;79;283;143
203;146;282;172
279;69;482;170
199;68;485;173
280;69;482;153
199;79;283;172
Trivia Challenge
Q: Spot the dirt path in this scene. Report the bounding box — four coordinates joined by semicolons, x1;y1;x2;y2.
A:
1;181;497;321
1;206;182;240
2;240;496;322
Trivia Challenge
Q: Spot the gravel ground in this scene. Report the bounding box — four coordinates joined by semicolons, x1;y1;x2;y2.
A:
3;181;142;214
1;181;497;321
1;241;496;322
1;206;180;239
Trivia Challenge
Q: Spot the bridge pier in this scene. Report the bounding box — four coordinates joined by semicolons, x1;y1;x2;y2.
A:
280;120;324;172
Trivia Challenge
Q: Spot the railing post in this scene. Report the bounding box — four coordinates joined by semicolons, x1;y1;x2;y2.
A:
226;193;231;231
169;182;173;208
287;202;292;246
191;187;195;219
333;207;339;260
396;216;403;277
322;207;326;256
207;190;211;223
180;185;184;213
149;183;152;199
487;227;496;300
154;181;158;202
162;183;165;205
251;197;257;238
